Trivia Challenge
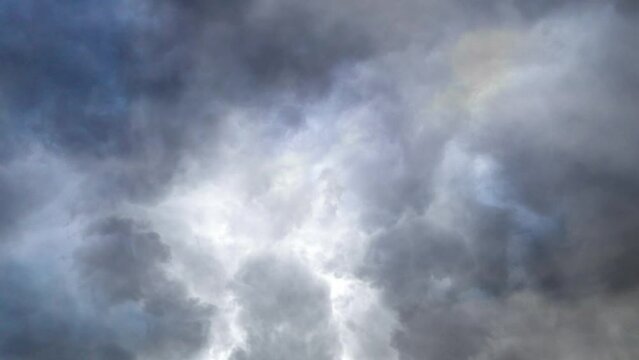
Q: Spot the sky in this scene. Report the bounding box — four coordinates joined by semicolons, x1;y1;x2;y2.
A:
1;0;639;359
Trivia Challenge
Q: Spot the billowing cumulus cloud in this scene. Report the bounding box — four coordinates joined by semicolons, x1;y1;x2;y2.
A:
1;0;639;359
230;255;340;360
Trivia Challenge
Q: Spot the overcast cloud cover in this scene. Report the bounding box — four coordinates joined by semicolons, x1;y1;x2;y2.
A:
1;0;639;359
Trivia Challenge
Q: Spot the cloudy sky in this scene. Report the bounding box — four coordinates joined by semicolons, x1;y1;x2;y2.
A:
2;0;639;359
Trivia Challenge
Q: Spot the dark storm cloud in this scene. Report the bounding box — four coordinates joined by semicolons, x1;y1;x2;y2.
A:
0;0;373;357
0;169;30;239
0;0;187;201
0;0;132;154
355;2;639;359
0;259;135;360
360;187;569;358
616;0;639;15
392;302;488;360
0;0;372;201
0;217;213;360
3;0;639;358
77;217;171;304
230;255;340;360
138;0;372;116
510;0;587;19
360;217;488;360
468;11;639;297
0;151;68;242
77;217;214;359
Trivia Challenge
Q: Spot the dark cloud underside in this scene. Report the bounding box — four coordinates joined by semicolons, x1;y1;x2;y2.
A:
1;0;639;359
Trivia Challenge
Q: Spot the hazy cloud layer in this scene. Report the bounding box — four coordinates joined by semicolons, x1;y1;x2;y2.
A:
1;0;639;359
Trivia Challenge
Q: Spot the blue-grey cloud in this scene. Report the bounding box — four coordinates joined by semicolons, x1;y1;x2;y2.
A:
0;216;213;360
2;0;639;359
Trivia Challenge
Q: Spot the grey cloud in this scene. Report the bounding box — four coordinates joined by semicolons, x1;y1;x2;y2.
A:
0;217;213;360
0;259;135;360
354;3;639;359
360;192;567;358
76;217;214;359
0;0;372;202
0;0;372;357
392;302;488;360
0;170;30;239
510;0;591;19
0;0;189;201
143;0;372;111
77;217;171;304
0;151;69;242
475;292;639;360
616;0;639;16
467;13;639;297
231;255;340;360
3;0;639;359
